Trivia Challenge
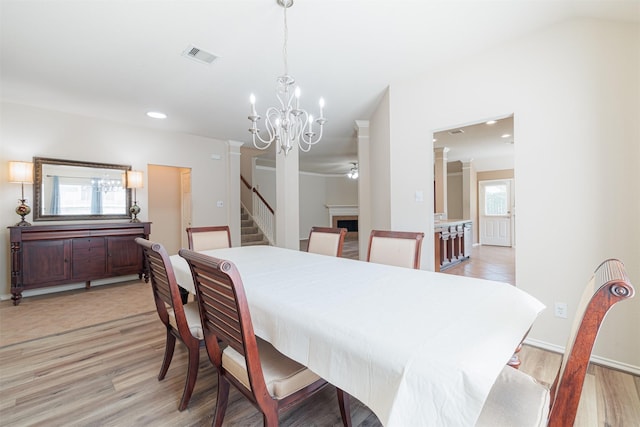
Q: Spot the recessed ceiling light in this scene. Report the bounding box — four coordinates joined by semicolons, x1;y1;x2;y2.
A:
147;111;167;119
433;138;437;142
486;120;497;125
501;133;511;138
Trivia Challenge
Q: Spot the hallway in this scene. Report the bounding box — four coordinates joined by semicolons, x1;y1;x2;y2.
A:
442;244;515;285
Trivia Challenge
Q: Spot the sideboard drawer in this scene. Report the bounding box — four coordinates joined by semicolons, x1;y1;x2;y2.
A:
73;237;106;250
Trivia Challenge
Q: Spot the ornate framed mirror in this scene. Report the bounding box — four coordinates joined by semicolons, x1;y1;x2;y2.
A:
33;157;132;221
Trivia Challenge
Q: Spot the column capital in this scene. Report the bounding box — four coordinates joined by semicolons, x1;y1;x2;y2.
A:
227;140;244;154
434;147;450;159
355;120;370;137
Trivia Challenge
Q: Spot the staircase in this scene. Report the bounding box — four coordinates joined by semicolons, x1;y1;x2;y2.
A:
241;206;270;246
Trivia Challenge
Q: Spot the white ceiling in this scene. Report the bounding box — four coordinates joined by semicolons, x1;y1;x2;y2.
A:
2;1;638;174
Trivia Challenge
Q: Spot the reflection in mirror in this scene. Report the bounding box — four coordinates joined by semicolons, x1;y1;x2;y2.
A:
34;157;132;221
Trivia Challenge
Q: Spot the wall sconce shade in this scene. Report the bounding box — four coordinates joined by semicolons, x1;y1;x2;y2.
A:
9;161;34;184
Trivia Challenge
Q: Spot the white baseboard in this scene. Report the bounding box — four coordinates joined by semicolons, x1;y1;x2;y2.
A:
0;275;141;302
525;338;640;376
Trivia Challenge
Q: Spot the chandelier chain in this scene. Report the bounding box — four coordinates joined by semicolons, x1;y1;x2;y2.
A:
283;4;288;76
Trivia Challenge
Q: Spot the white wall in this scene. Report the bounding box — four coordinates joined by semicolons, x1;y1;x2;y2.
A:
299;173;328;236
0;102;229;298
384;19;639;370
326;176;358;206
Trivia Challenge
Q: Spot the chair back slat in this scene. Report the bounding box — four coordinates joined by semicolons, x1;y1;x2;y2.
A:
135;238;194;338
547;258;635;427
179;249;254;357
146;255;174;306
197;277;244;353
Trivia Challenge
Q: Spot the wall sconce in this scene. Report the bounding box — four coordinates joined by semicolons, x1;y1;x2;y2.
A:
126;170;144;223
9;161;34;226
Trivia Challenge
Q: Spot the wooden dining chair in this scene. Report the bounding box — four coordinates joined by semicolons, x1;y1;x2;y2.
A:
366;229;425;269
178;248;352;427
476;258;635;427
135;238;203;412
186;225;232;251
306;226;347;257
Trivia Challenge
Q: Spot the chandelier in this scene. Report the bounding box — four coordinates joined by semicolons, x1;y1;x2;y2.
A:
347;162;359;180
248;0;326;155
90;176;123;193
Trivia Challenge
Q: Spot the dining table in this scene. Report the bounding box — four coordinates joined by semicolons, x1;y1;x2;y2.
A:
169;245;545;426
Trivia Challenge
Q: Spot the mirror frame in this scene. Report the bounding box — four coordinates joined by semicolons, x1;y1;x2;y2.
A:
33;157;132;222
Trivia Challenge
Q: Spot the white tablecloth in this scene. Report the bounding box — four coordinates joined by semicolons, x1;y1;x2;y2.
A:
170;246;544;426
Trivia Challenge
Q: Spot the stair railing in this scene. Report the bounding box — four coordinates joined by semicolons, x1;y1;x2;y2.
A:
241;175;275;244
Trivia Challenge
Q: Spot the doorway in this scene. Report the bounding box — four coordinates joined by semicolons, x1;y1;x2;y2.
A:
433;115;515;280
148;164;192;255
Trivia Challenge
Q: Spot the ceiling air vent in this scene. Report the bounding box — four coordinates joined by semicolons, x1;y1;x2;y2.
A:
448;129;465;135
182;44;218;65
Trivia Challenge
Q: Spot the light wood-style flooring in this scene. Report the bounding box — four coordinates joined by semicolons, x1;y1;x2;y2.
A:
1;241;638;426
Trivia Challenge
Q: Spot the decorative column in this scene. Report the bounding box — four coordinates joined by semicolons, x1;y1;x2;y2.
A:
434;147;449;217
355;120;370;260
275;145;300;249
228;140;243;247
462;160;477;244
462;160;473;221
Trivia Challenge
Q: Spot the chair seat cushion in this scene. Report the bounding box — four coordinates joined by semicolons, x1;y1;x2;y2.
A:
167;303;204;340
223;338;321;399
476;366;550;427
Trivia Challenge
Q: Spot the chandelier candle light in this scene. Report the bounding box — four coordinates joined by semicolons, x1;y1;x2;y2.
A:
248;0;326;155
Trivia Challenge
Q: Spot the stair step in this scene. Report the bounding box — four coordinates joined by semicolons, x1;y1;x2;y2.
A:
242;226;259;234
242;233;265;242
242;239;269;246
240;206;269;246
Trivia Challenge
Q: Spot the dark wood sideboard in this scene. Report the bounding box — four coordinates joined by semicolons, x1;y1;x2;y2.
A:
8;222;151;305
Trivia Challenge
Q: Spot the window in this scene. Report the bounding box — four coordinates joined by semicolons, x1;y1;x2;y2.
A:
484;183;508;216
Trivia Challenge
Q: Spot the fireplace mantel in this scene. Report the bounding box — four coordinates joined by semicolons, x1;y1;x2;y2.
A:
326;205;359;238
326;204;359;217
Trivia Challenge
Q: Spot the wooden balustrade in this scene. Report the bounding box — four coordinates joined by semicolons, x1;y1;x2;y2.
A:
434;220;472;272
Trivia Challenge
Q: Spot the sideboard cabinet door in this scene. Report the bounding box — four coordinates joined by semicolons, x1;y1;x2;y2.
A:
107;235;143;275
23;239;71;285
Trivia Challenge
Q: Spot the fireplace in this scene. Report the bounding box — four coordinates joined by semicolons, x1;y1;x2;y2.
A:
327;205;359;239
336;219;358;232
332;216;358;239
